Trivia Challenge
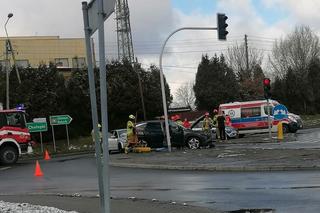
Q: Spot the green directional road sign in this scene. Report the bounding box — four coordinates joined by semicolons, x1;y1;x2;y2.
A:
49;115;73;125
27;122;48;133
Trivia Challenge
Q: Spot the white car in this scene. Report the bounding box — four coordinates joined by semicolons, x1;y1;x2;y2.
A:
108;129;127;153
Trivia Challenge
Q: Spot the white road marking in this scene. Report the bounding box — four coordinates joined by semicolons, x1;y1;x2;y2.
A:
0;167;11;171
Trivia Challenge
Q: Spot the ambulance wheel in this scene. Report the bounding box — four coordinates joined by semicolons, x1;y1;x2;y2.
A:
282;124;289;133
0;146;18;165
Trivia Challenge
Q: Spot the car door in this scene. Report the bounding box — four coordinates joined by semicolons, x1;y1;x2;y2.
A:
169;121;184;147
144;122;164;148
108;131;118;151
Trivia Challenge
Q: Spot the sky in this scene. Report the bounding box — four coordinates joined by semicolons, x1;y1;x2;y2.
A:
1;0;320;98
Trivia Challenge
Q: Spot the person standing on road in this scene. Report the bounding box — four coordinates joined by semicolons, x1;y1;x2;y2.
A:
91;124;102;156
213;109;220;140
217;111;226;141
183;118;191;129
202;112;213;135
125;114;138;153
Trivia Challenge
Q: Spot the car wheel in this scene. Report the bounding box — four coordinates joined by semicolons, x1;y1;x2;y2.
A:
282;124;289;133
186;137;200;149
118;143;124;153
0;146;18;165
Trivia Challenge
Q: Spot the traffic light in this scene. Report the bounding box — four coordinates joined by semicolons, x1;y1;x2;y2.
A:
217;13;228;40
263;78;271;99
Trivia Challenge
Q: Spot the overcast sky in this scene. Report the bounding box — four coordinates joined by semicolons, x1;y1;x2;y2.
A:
2;0;320;95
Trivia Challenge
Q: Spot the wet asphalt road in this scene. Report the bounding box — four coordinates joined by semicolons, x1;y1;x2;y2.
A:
1;154;320;213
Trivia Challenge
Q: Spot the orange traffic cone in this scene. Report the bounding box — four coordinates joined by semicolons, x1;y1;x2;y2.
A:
34;160;43;177
44;150;51;160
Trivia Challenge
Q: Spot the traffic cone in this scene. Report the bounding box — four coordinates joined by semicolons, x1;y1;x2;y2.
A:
34;160;43;177
44;150;51;160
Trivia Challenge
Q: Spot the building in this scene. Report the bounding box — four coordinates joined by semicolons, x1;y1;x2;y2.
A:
0;36;87;78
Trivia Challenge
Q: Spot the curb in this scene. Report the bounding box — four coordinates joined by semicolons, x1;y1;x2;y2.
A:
20;151;94;162
110;162;320;172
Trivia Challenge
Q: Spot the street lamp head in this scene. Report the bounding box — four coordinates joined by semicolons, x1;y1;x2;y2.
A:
7;13;13;18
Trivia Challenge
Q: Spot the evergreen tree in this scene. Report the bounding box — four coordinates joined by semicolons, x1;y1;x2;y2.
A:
194;54;239;110
308;59;320;113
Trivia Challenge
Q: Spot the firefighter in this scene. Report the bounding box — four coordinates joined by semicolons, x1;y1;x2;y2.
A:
202;112;213;135
213;109;220;140
125;114;138;153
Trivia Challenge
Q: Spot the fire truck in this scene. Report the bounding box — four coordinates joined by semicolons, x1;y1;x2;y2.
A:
0;107;33;165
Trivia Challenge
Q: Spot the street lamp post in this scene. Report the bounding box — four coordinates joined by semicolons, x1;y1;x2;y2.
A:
159;27;217;152
4;13;13;110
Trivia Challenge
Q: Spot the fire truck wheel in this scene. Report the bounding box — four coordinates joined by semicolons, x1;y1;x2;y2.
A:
0;146;18;165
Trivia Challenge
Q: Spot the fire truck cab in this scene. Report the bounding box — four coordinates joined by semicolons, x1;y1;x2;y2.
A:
0;109;32;165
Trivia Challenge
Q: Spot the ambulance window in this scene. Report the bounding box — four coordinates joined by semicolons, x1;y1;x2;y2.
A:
241;107;261;118
264;106;274;115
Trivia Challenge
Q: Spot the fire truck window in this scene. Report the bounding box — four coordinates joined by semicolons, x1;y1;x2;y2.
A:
0;114;6;128
6;113;25;128
241;107;261;118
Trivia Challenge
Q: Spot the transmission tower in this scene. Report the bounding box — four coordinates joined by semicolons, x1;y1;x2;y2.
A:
116;0;134;62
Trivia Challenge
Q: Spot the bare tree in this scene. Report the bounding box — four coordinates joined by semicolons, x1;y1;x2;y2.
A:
226;42;264;80
174;82;196;110
269;25;320;79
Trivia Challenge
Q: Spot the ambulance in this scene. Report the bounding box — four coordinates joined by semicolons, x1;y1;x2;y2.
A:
219;100;298;136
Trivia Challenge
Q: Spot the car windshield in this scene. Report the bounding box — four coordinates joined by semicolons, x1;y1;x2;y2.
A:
168;120;185;129
117;129;126;135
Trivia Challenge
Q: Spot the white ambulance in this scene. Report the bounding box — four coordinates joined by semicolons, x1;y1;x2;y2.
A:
219;100;298;136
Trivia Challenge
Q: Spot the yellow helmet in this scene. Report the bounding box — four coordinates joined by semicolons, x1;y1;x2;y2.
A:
129;114;135;119
97;123;102;128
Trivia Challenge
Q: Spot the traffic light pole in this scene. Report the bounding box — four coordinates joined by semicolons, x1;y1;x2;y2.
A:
159;27;217;152
267;98;272;141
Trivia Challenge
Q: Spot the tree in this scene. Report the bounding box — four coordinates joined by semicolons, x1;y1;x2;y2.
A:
226;43;263;81
142;65;172;119
269;25;320;78
226;43;265;101
9;64;67;118
269;25;320;114
106;61;172;129
194;54;239;110
174;81;196;110
307;59;320;113
65;67;98;136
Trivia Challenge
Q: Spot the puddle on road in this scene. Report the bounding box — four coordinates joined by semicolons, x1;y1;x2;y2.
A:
228;209;275;213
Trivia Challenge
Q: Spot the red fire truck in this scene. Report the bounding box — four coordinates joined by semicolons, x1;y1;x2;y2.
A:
0;109;33;165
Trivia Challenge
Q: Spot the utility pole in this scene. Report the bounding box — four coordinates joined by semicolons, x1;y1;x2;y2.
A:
134;58;146;121
244;34;249;71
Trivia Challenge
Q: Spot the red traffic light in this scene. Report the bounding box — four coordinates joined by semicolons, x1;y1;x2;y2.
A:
263;78;271;86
